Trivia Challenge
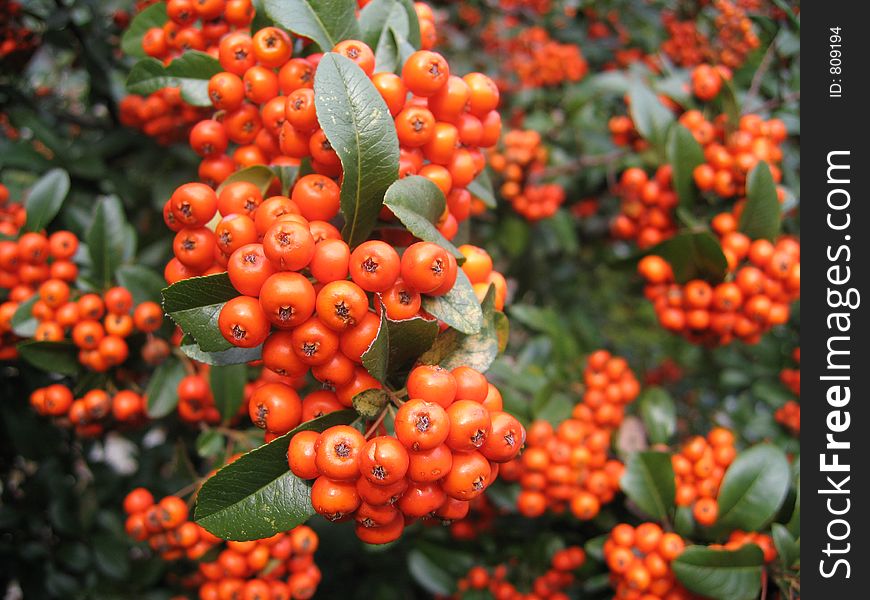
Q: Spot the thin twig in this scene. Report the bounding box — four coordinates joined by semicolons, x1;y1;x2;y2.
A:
531;150;627;181
364;409;389;439
744;40;778;112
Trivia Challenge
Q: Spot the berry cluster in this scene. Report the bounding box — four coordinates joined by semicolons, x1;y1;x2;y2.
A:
779;346;799;396
503;350;639;520
608;113;648;153
0;227;78;295
33;283;164;371
124;487;322;599
661;0;760;69
119;88;210;145
639;212;800;345
604;522;692;599
501;27;588;90
29;385;147;437
775;346;800;434
193;36;500;207
454;546;586;600
176;370;223;425
489;129;565;221
685;111;787;201
672;428;736;526
610;166;678;249
287;364;525;543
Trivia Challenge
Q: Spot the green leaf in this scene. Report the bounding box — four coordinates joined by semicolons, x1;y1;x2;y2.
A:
408;548;455;595
771;523;800;569
93;533;130;580
11;295;38;337
314;53;400;248
628;79;674;150
419;285;501;371
195;411;356;540
180;335;262;366
217;165;276;196
421;270;483;335
86;195;128;290
739;162;781;241
120;1;167;58
648;231;728;284
126;51;222;106
145;356;186;418
162;273;240;352
620;451;676;522
717;444;790;531
273;164;301;196
786;474;800;538
263;0;360;52
16;341;80;375
672;545;764;600
116;264;166;305
639;386;676;445
197;430;226;458
467;168;497;209
23;168;70;232
362;311;440;382
210;363;248;423
719;79;741;132
666;124;705;209
383;176;462;259
359;0;418;72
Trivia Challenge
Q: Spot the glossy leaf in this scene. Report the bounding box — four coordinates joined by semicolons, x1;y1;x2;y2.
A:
620;451;676;522
17;341;80;375
739;162;781;241
145;356;186;418
195;411;356;540
421;270;483;335
115;264;166;305
217;165;277;196
639;386;676;445
126;51;222;106
162;273;240;352
263;0;360;52
667;124;705;209
628;79;674;149
383;176;462;259
11;295;38;338
362;310;440;382
648;231;728;284
314;53;399;248
716;444;790;531
23;168;70;232
180;335;262;366
210;363;248;423
86;195;128;290
672;545;763;600
467;168;497;208
120;1;167;58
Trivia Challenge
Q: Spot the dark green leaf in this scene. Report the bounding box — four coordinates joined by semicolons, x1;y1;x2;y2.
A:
362;310;440;382
273;164;300;196
408;548;454;595
197;430;226;458
467;168;497;209
666;124;705;209
672;545;763;600
361;310;390;382
359;0;416;72
263;0;360;51
93;533;130;580
421;270;483;335
162;273;240;352
195;411;356;540
116;264;166;305
383;176;462;258
10;295;38;337
217;165;276;196
620;451;676;521
639;386;676;445
120;1;167;58
145;356;186;418
314;53;399;247
719;79;741;132
180;335;262;366
786;474;799;538
716;444;790;531
23;168;70;232
739;162;781;241
16;341;80;375
126;51;222;106
210;363;248;423
419;285;500;371
771;523;800;569
648;231;728;284
86;195;128;290
628;79;674;149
